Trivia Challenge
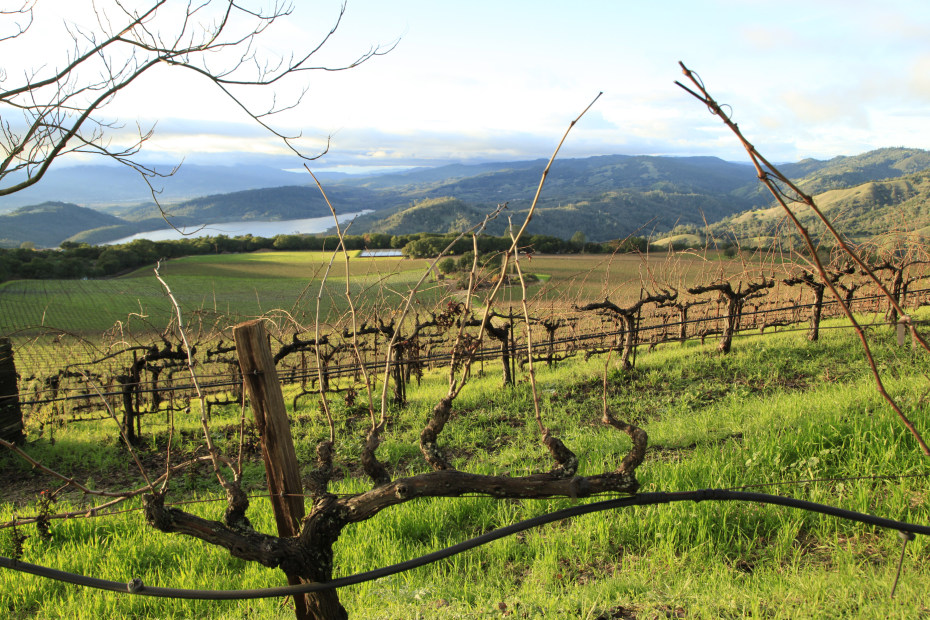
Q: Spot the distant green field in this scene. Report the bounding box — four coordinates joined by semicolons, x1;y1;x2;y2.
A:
0;249;786;341
0;252;438;337
520;251;754;309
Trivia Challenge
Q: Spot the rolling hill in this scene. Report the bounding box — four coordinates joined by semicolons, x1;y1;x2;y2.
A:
710;169;930;245
347;197;485;235
0;203;128;248
0;163;316;212
4;148;930;248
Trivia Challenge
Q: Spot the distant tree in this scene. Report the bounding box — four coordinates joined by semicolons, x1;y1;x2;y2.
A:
390;234;413;249
273;235;304;251
527;234;563;254
458;251;476;271
437;257;457;274
363;233;393;249
612;236;648;253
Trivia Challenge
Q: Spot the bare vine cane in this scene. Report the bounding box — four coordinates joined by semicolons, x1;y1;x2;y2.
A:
460;94;603;474
600;350;648;480
419;216;503;472
306;167;369;489
508;220;578;476
374;208;506;478
0;454;223;530
421;92;604;476
675;62;930;456
307;164;509;480
78;372;155;490
153;263;247;512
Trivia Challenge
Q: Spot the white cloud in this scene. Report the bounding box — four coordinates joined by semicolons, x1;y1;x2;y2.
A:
6;0;930;175
908;55;930;101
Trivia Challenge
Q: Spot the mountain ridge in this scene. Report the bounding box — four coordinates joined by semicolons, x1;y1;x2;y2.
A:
3;148;929;248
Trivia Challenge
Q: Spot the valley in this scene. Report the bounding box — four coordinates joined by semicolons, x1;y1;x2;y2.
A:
3;147;930;250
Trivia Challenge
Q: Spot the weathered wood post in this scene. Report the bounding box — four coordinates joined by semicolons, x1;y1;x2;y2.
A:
233;319;313;620
0;337;25;443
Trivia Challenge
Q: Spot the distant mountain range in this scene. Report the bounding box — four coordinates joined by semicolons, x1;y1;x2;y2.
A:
0;164;329;211
2;147;929;248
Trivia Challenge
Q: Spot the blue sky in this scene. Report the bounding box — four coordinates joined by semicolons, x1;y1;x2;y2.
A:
8;0;930;172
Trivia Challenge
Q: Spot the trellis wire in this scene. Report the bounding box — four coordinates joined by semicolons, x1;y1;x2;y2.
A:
10;287;926;409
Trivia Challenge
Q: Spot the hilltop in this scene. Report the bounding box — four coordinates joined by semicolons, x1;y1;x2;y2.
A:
0;202;127;248
3;148;930;248
709;168;930;247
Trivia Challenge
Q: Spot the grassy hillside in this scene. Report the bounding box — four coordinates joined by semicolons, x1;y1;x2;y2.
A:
345;189;758;243
0;251;739;338
0;251;433;335
345;148;930;244
732;147;930;205
2;311;928;618
0;202;127;249
347;196;485;235
712;169;930;243
785;147;930;195
6;148;930;248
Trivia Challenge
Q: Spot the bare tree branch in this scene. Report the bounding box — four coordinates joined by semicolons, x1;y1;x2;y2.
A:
676;61;930;455
0;0;392;205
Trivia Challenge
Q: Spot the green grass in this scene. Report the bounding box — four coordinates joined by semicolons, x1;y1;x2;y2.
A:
3;310;930;618
1;250;767;339
0;252;438;336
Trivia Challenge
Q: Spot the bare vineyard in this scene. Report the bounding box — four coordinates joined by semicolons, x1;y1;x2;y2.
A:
3;66;930;618
5;255;928;444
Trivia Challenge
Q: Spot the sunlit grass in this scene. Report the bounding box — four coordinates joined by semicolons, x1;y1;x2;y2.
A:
1;249;795;339
3;310;930;618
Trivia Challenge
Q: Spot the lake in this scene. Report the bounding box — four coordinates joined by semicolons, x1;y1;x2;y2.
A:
107;210;372;244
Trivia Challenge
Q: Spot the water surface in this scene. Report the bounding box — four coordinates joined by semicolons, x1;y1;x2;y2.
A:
107;211;371;244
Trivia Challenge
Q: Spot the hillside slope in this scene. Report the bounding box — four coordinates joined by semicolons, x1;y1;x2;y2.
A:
347;197;485;235
733;147;930;204
0;203;127;248
712;169;930;243
5;148;930;248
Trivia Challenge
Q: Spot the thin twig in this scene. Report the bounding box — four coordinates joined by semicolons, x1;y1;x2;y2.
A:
154;262;235;482
676;62;930;456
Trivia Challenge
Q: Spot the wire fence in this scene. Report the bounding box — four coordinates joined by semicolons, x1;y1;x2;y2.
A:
2;274;929;613
3;283;928;431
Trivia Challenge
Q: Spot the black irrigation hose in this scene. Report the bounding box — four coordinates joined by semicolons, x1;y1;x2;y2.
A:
1;489;928;600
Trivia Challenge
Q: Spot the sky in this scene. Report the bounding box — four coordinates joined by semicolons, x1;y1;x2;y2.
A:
5;0;930;173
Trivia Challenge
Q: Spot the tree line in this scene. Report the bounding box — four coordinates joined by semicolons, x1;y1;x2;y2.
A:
0;232;649;283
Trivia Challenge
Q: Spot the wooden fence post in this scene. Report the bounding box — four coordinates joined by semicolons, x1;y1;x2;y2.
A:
233;320;311;619
0;337;25;443
233;320;305;535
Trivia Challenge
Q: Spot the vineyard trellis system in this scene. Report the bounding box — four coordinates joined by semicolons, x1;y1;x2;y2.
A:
3;279;929;440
